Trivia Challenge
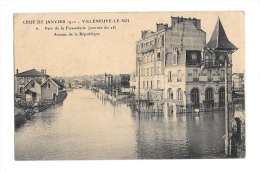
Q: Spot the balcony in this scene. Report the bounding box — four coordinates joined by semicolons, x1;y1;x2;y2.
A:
208;78;213;82
140;45;155;54
193;78;199;82
203;59;224;68
186;59;201;66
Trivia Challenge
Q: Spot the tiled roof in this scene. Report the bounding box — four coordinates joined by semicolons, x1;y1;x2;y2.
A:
205;18;237;50
15;69;50;77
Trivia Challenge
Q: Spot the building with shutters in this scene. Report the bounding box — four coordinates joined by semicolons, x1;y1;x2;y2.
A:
135;16;237;111
14;69;50;98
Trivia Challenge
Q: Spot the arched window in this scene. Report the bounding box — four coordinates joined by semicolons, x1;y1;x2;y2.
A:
191;88;199;107
177;88;183;100
167;88;173;99
205;88;213;100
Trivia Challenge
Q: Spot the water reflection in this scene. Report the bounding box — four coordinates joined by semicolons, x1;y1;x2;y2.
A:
16;89;228;160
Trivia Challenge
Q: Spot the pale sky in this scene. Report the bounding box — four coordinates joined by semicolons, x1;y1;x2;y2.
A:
14;12;244;77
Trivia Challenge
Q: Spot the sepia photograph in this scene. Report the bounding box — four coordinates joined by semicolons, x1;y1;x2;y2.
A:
13;11;245;160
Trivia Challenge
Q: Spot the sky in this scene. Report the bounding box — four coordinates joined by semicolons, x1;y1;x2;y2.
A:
14;12;244;77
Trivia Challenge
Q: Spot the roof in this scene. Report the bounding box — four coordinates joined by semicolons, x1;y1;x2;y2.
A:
41;78;65;88
205;18;237;50
50;78;64;88
15;69;49;77
24;78;43;88
34;78;43;85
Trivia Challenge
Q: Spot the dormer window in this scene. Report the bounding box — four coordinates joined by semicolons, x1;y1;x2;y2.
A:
48;82;51;88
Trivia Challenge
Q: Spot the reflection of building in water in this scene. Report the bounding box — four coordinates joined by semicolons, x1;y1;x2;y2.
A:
135;16;237;111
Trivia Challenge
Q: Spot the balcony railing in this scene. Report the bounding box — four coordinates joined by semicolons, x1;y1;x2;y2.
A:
204;59;224;67
186;60;201;66
193;78;199;82
140;45;155;54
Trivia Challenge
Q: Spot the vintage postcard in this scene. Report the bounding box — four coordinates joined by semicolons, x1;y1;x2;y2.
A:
14;12;245;160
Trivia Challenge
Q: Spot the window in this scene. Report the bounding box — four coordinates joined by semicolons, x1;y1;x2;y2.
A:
47;82;51;88
177;70;181;82
173;54;177;65
157;52;161;61
19;78;24;84
151;81;153;89
147;81;149;89
167;88;173;99
205;88;213;101
208;70;213;81
191;53;197;60
31;81;35;88
151;67;154;75
143;81;145;89
220;70;225;81
168;71;172;82
161;35;164;46
193;69;198;78
147;68;149;76
151;54;153;62
191;88;200;108
219;87;225;107
177;88;183;100
193;69;198;81
219;55;224;61
157;80;160;89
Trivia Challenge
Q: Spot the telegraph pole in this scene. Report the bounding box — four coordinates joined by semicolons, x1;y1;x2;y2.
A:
225;54;230;157
138;57;141;114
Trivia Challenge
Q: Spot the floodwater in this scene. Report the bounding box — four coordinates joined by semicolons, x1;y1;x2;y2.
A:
15;89;227;160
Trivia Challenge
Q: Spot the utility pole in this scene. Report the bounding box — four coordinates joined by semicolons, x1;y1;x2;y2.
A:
138;57;141;114
225;53;230;157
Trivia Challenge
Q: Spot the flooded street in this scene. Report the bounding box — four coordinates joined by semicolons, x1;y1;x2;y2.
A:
15;89;226;160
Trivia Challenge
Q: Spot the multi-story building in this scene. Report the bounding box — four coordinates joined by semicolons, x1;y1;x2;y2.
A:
165;17;237;110
14;69;50;97
135;16;237;111
232;73;244;92
135;16;206;102
164;17;206;109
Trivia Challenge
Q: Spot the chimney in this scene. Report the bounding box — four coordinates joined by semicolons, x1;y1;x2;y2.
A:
16;69;19;74
156;23;168;32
